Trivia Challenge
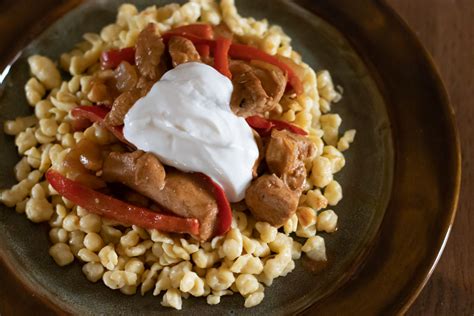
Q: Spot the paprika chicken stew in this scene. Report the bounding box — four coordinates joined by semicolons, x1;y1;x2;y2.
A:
1;0;356;310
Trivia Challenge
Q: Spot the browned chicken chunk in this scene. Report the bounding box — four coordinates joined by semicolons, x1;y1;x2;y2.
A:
102;151;166;197
123;189;150;208
251;61;287;104
87;71;118;105
104;89;142;126
229;61;287;117
245;174;299;227
135;23;166;81
252;130;264;177
114;61;138;93
102;151;218;241
230;61;271;117
152;170;219;241
266;129;316;191
168;36;201;67
136;76;155;96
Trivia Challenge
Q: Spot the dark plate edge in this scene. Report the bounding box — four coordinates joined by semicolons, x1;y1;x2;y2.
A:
376;0;461;313
295;0;461;314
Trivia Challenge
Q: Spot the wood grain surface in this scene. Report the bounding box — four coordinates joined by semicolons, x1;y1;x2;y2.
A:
387;0;474;314
0;0;472;315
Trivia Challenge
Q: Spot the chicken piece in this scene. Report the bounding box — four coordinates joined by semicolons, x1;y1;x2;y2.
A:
266;129;316;191
245;174;299;227
102;152;217;241
168;36;201;67
252;130;264;177
105;89;142;126
230;61;271;117
152;170;219;241
136;76;155;96
87;70;118;105
123;189;150;208
229;60;286;117
114;61;138;93
135;23;166;81
102;151;166;198
251;60;287;104
88;80;112;105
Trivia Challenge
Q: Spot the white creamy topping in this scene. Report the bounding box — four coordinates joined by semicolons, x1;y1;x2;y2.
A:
123;62;259;202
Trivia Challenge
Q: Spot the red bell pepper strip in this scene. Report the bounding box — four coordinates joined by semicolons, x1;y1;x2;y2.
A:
197;173;232;236
100;47;136;70
213;38;232;79
71;105;109;122
71;117;93;132
228;43;303;95
46;169;200;235
71;106;131;146
269;119;308;135
162;33;214;47
275;55;305;85
101;25;212;70
162;24;214;41
245;115;273;135
246;115;307;136
161;33;303;94
195;43;210;59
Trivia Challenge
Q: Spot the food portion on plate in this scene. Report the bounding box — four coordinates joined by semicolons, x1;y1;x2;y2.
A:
0;0;355;310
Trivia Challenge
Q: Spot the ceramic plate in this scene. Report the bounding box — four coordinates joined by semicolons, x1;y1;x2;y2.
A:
0;0;460;314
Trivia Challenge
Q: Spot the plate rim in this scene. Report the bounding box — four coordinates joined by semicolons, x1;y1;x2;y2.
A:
378;0;461;311
0;0;461;314
296;0;461;314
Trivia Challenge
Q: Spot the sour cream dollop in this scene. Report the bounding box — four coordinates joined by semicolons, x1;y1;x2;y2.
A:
123;62;259;202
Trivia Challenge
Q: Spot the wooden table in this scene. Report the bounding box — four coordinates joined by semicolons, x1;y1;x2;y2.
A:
387;1;474;314
0;0;472;314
